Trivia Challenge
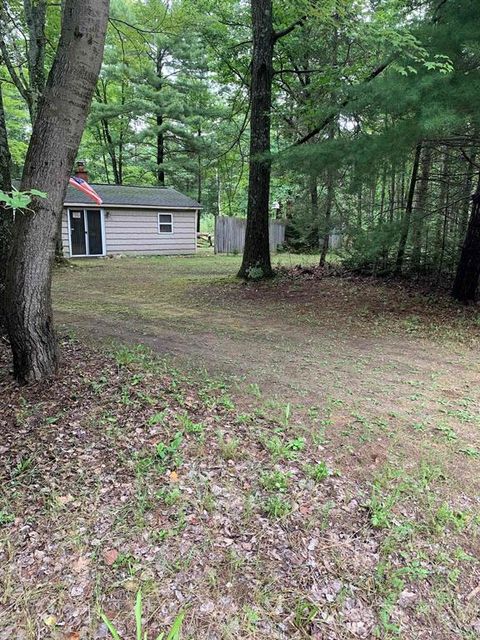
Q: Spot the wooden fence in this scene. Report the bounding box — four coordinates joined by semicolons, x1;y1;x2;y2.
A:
214;216;286;254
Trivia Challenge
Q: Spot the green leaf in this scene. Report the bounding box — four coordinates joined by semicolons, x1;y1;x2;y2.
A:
100;611;122;640
165;611;185;640
135;590;143;640
28;188;48;198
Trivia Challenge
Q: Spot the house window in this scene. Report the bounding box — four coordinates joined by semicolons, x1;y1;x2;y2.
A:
158;213;173;233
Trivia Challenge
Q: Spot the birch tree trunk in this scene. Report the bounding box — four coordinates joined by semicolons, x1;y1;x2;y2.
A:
5;0;109;383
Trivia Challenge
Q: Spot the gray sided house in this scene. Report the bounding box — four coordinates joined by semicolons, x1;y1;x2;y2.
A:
61;182;200;258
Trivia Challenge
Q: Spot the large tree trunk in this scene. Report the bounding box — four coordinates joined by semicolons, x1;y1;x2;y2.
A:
5;0;109;384
395;143;422;275
238;0;274;279
0;82;12;333
452;182;480;303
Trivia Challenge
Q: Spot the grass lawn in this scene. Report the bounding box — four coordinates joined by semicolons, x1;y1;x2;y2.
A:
1;253;480;639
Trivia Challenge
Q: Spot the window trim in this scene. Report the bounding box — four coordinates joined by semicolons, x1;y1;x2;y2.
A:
158;212;174;234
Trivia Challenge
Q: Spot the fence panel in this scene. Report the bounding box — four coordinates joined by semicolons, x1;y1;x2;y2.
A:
215;216;286;254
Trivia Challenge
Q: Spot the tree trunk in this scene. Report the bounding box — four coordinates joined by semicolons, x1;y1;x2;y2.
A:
96;85;121;184
411;145;432;272
0;82;12;333
197;127;202;232
458;152;476;257
156;49;165;187
452;182;480;303
320;167;334;267
309;173;319;249
395;143;422;275
238;0;274;279
5;0;109;384
434;150;450;270
24;0;47;121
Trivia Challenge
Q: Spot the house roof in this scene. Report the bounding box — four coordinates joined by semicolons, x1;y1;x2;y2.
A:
64;183;201;209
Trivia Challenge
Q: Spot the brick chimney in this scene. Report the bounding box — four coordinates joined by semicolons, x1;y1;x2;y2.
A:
74;161;89;182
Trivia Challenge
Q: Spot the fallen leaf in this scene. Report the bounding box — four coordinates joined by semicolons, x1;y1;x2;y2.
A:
124;579;139;592
72;556;90;573
103;548;119;566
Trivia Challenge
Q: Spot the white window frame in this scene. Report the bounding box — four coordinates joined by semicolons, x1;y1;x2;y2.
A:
158;212;174;234
67;208;106;257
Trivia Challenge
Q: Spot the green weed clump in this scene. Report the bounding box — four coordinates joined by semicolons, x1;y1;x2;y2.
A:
101;590;184;639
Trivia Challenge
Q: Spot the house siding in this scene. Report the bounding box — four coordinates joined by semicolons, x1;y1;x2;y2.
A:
61;207;197;257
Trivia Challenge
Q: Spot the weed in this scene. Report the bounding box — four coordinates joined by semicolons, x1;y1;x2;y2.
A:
246;265;264;281
435;422;457;441
156;487;182;507
198;485;216;513
113;344;152;368
101;589;184;640
151;529;171;543
458;446;480;458
260;470;290;492
135;432;183;476
433;504;470;533
264;435;305;461
90;375;108;394
243;605;260;631
217;433;242;460
12;456;34;479
293;598;319;633
263;495;292;519
136;391;156;406
178;413;204;435
113;553;137;575
0;510;15;526
155;432;183;468
248;383;262;398
305;462;330;483
218;394;235;410
283;402;291;427
148;410;168;426
366;484;399;529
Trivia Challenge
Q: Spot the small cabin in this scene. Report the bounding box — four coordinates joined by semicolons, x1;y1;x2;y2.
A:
61;166;200;258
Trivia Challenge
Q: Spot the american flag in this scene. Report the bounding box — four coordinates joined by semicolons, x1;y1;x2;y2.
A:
69;177;103;205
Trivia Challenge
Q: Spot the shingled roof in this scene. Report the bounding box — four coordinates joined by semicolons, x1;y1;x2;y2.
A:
64;183;201;209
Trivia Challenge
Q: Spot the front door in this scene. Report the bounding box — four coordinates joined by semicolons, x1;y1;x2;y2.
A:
70;210;86;255
86;210;103;255
69;209;104;256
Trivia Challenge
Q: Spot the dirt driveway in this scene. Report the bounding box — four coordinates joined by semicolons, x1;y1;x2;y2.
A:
54;256;477;398
53;254;480;477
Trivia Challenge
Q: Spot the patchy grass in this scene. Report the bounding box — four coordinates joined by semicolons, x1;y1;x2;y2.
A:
1;255;479;639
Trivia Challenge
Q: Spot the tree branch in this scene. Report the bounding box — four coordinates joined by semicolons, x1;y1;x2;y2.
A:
293;59;391;146
273;17;305;42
